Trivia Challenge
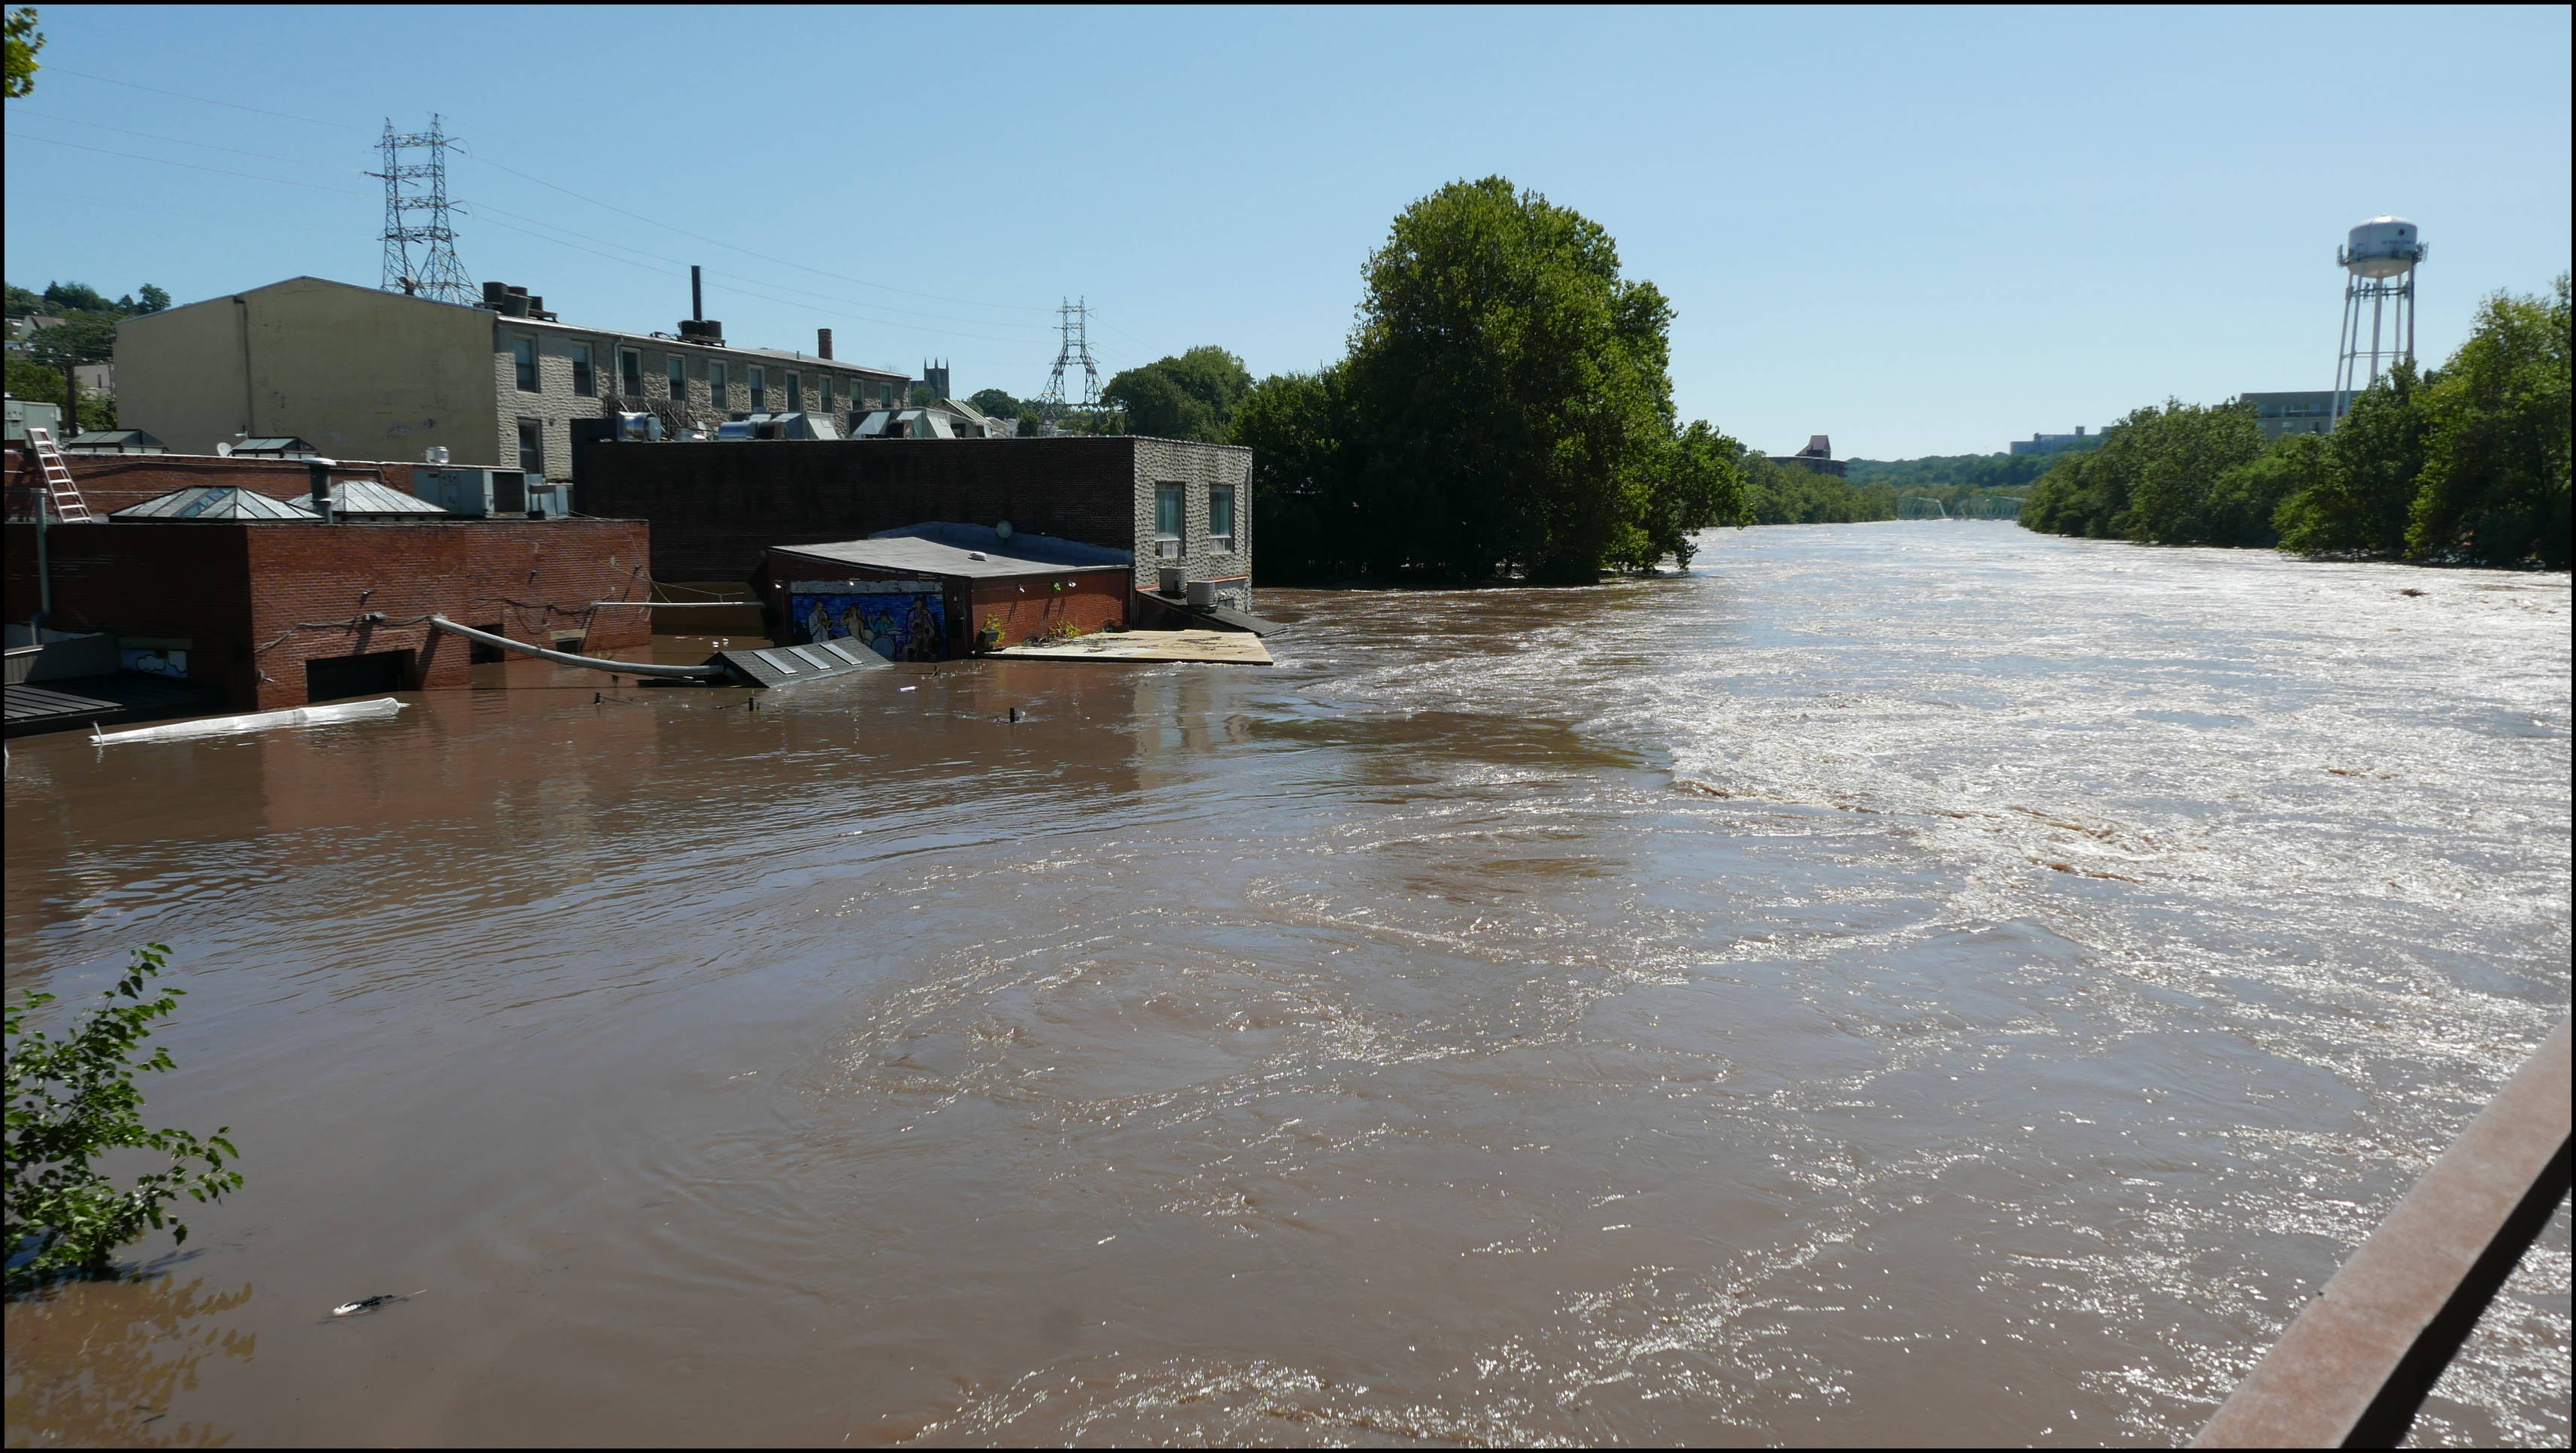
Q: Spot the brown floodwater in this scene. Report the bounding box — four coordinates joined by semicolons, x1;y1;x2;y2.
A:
5;524;2568;1448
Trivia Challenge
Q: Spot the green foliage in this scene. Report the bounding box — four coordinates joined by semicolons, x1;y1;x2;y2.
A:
2022;399;2268;545
41;281;111;314
1844;449;2085;492
4;282;40;316
908;383;938;407
4;8;40;99
2273;362;2432;557
5;945;242;1292
5;357;115;429
1103;346;1254;442
2405;278;2571;569
967;387;1020;419
1228;178;1751;583
1740;455;1898;524
135;283;171;314
1229;366;1356;580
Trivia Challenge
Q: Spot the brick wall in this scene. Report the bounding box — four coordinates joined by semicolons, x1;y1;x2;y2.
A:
5;518;651;711
581;435;1255;607
4;449;420;520
969;572;1130;648
587;437;1145;583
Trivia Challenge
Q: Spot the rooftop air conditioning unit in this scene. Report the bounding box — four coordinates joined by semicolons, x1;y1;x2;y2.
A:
1158;567;1185;595
525;482;571;517
414;467;530;517
1185;580;1218;608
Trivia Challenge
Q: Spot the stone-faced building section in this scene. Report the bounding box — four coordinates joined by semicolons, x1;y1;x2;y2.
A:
580;435;1252;606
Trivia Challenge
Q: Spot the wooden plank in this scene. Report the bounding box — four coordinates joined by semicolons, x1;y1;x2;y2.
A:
2195;1019;2571;1448
986;630;1273;666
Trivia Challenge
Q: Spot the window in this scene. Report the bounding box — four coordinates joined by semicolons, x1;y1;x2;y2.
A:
620;348;643;398
1208;484;1235;548
512;335;539;392
818;376;834;411
708;362;727;408
748;366;766;411
570;342;594;396
517;419;544;475
787;373;802;411
666;355;686;400
1154;482;1184;557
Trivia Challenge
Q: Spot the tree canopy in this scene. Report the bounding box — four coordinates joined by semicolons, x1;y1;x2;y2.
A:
1234;177;1746;584
1103;346;1253;441
5;8;41;99
2031;275;2568;569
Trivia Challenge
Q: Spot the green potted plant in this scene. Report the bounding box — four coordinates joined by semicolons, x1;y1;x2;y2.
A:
975;615;1004;652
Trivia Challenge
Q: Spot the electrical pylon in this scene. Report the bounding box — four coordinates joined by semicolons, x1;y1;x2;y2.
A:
1036;297;1103;421
370;116;475;304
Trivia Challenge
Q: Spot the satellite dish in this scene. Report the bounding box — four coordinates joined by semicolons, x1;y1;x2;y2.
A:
994;520;1013;540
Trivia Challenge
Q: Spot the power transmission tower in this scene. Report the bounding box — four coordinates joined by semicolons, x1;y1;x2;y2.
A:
1036;297;1103;423
369;115;475;304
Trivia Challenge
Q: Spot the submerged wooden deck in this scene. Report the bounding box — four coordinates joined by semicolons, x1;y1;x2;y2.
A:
985;629;1273;666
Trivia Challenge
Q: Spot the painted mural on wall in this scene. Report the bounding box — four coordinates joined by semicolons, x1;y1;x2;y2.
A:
791;586;946;662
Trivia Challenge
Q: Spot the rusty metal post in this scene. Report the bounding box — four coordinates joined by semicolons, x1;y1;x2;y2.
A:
2195;1019;2571;1448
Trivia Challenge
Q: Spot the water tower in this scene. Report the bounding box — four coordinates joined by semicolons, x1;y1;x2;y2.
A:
2332;215;2425;421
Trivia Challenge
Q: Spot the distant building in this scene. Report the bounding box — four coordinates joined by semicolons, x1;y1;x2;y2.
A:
2236;391;2337;442
114;276;912;479
2010;426;2098;456
1767;434;1847;478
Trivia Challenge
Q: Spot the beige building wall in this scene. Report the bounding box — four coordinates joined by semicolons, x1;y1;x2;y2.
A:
117;278;502;464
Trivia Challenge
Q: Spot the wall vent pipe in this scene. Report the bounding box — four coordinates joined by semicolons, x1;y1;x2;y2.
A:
690;265;702;323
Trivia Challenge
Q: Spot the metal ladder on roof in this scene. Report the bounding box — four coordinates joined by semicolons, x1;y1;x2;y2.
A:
23;426;96;523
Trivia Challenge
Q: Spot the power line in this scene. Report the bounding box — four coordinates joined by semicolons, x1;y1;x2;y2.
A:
457;205;1083;347
8;110;374;174
20;75;1063;326
457;197;1051;336
3;132;372;195
44;66;374;131
452;147;1054;317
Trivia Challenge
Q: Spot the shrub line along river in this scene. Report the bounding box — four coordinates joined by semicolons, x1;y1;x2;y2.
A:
5;523;2568;1447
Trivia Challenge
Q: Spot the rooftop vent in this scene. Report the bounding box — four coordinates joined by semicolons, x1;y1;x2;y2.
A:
676;317;727;346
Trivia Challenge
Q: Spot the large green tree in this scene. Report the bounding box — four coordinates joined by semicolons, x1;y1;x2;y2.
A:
2406;278;2571;568
1339;177;1690;581
1103;345;1253;441
2272;361;2432;557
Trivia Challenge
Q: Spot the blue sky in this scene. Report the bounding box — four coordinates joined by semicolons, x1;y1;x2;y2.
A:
5;5;2568;458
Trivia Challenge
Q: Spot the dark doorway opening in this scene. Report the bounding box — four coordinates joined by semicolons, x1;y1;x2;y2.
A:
468;624;508;665
305;651;411;702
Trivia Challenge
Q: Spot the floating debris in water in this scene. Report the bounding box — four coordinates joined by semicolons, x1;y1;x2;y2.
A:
330;1291;420;1317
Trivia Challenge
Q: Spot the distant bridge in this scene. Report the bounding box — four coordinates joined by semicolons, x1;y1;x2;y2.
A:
1897;495;2022;520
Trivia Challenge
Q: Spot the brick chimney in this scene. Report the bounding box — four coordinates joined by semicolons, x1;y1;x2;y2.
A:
817;329;833;361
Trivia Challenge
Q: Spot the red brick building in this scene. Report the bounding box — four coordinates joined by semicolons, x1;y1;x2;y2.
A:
7;451;651;711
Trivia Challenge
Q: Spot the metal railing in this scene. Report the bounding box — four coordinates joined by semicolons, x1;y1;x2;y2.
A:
2195;1020;2571;1448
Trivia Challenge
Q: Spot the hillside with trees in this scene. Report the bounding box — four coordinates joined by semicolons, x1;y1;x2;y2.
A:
5;278;169;430
2025;276;2568;568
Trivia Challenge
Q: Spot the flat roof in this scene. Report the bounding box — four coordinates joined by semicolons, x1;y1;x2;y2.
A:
775;522;1131;581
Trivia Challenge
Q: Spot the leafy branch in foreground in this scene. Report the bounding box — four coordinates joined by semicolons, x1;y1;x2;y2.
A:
5;945;241;1293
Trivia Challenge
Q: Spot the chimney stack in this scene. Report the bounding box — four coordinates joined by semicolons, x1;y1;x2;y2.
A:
818;328;833;360
690;265;703;323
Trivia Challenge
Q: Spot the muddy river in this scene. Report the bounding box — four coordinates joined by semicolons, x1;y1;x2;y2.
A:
5;523;2568;1447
